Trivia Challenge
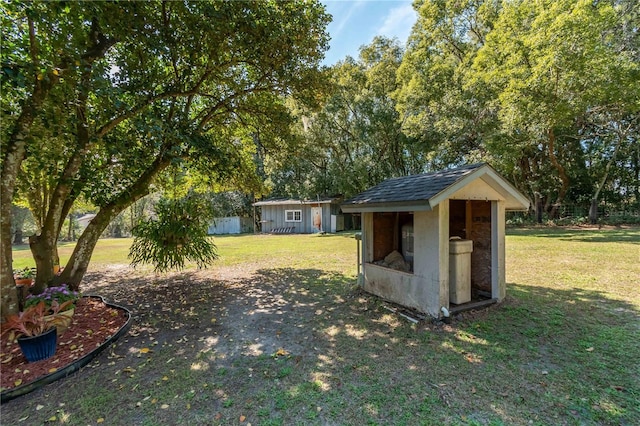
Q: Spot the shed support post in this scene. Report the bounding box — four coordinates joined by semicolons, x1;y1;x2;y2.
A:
465;200;472;239
491;200;506;300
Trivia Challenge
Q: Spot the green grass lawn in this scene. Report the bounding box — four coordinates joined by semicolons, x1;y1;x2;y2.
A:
6;227;639;425
11;232;361;272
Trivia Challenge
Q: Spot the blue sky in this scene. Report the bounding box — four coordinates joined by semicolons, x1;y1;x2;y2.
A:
321;0;417;65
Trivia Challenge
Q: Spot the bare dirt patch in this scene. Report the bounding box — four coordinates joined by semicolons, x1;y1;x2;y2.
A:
1;262;350;424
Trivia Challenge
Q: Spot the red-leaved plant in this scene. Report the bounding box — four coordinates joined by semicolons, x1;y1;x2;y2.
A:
4;300;75;338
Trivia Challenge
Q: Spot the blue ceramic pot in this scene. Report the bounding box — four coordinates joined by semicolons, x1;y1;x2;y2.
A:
17;327;57;362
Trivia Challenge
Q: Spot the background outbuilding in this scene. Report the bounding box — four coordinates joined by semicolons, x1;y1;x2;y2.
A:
253;198;345;234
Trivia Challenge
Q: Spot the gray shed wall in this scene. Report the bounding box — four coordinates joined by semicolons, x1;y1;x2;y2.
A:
208;216;253;235
259;203;336;233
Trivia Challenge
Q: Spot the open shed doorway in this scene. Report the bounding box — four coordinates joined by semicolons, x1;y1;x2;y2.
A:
449;200;493;304
371;212;414;272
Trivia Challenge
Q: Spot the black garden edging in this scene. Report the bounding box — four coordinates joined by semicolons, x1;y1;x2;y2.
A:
1;295;132;403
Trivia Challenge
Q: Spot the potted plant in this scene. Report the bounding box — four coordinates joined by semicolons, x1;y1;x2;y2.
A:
13;267;35;286
3;300;75;362
24;284;80;335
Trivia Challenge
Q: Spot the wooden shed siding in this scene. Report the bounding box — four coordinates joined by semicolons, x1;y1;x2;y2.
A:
372;213;396;261
259;203;337;233
469;200;492;292
262;205;306;233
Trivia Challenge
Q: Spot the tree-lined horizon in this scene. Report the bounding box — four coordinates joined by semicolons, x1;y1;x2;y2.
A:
274;0;638;219
2;0;638;319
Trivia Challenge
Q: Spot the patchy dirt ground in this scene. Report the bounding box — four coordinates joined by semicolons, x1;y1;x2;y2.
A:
0;262;372;424
2;245;638;425
80;261;322;360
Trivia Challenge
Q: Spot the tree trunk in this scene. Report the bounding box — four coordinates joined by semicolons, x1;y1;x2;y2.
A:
547;128;570;219
589;121;625;225
27;60;97;294
67;214;74;241
634;146;640;204
535;192;543;224
58;211;112;291
11;206;29;245
0;16;60;318
1;99;37;318
56;155;172;290
1;101;38;317
589;198;599;225
16;17;116;300
13;228;23;245
28;232;58;295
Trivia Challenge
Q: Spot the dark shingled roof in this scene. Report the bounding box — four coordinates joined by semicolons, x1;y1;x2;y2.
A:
342;163;486;207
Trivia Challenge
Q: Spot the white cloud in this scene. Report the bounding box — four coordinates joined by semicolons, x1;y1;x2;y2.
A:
329;0;367;38
376;3;417;43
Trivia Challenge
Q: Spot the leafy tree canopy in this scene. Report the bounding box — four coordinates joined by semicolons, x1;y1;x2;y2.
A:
1;0;330;316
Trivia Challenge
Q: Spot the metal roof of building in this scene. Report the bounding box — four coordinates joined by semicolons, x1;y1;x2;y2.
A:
253;197;341;207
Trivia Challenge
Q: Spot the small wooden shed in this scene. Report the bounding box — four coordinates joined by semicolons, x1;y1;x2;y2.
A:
253;197;344;234
341;163;529;318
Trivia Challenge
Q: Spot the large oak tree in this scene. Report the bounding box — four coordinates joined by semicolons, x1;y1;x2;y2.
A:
1;1;329;317
396;0;639;218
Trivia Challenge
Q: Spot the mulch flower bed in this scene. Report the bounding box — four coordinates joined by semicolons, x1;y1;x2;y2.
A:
0;297;128;391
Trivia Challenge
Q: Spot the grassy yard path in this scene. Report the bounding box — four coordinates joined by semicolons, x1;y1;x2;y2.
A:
3;227;639;425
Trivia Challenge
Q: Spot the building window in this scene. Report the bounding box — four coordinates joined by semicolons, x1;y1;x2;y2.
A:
285;210;302;222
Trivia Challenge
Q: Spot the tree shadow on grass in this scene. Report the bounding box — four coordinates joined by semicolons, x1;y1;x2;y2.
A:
454;282;639;425
1;267;638;426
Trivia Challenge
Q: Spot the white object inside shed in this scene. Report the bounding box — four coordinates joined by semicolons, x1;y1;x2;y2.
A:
448;237;473;304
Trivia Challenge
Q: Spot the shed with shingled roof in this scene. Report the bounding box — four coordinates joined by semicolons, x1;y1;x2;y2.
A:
341;163;529;318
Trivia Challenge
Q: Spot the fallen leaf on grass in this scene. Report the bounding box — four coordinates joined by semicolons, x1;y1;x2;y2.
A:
139;347;151;354
97;418;105;423
274;348;289;357
14;379;22;386
161;404;169;409
240;414;246;422
585;347;594;352
36;405;44;411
